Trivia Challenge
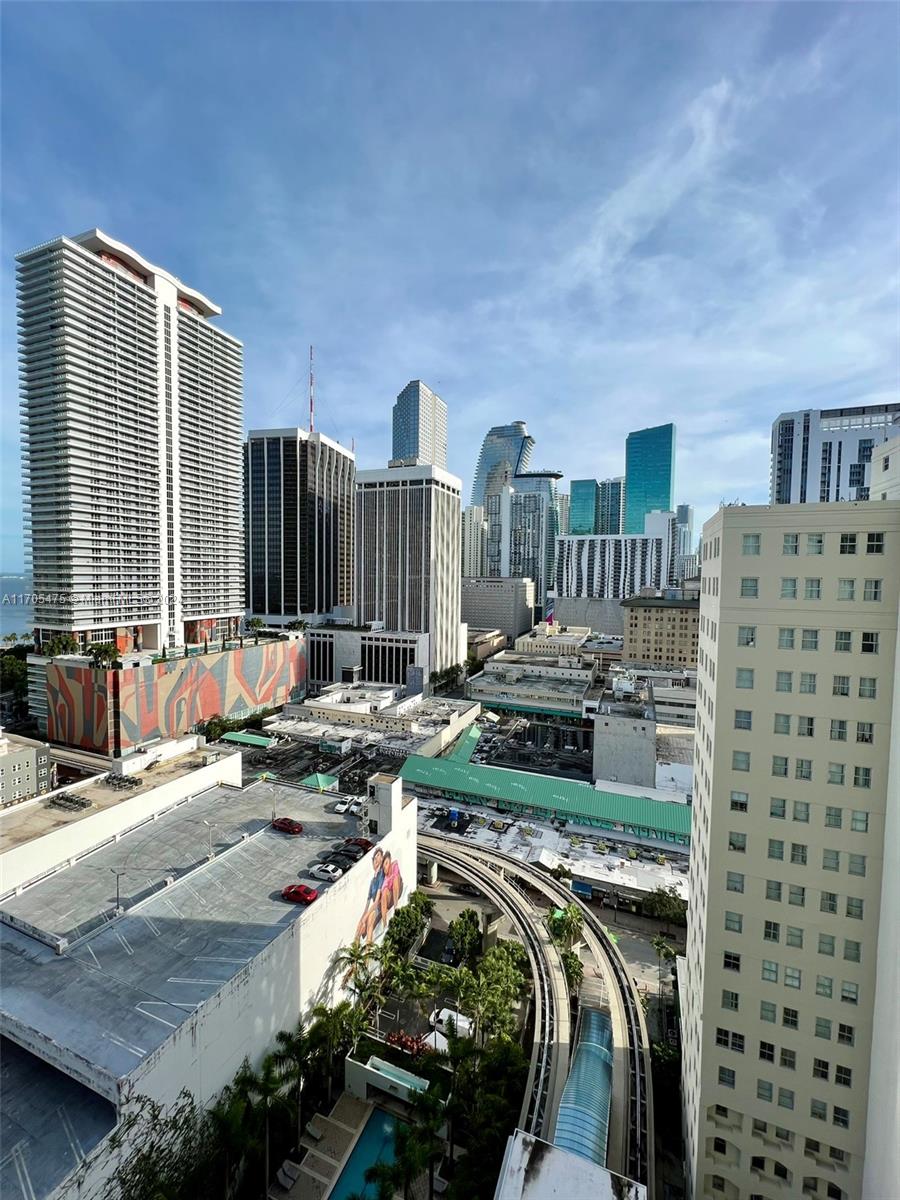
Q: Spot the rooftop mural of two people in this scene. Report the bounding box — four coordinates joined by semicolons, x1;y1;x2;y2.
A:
356;847;404;945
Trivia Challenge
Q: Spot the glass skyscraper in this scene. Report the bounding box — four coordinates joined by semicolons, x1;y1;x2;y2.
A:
598;477;624;535
624;423;675;534
569;479;600;535
471;421;535;506
391;380;447;468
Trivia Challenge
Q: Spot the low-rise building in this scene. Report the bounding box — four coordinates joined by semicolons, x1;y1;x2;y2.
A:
466;651;597;722
649;683;697;727
514;621;590;656
306;625;431;694
466;627;506;663
460;577;535;646
621;589;699;668
0;729;53;808
589;699;656;788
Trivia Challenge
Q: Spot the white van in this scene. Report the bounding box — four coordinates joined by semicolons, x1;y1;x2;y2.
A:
429;1008;474;1038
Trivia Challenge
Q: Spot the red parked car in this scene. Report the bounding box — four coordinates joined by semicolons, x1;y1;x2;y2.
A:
281;883;318;904
272;817;304;835
346;837;373;851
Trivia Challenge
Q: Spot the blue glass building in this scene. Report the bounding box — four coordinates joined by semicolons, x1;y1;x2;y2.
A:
569;479;600;535
391;380;447;468
470;422;535;506
624;423;675;534
597;477;624;535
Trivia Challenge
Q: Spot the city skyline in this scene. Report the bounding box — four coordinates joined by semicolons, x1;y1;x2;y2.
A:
2;3;897;569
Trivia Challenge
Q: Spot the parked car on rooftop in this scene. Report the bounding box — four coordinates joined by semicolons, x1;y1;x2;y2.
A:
272;817;303;835
281;883;318;904
310;862;343;882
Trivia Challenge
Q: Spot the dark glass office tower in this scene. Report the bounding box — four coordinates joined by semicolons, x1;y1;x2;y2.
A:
624;423;675;534
471;422;535;506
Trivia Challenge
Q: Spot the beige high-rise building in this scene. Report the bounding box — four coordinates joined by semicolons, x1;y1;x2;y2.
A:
622;590;700;668
682;501;900;1200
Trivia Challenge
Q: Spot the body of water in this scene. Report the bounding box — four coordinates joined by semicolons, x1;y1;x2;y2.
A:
0;575;33;640
327;1109;399;1200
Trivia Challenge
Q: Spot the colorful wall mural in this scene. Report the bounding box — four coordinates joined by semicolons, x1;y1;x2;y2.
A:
46;641;306;755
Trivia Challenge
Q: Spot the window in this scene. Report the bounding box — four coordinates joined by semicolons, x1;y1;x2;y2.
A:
832;675;850;697
786;926;803;948
785;967;801;989
783;534;799;556
859;677;877;699
835;1065;852;1088
791;842;808;865
728;831;747;852
778;627;795;649
811;1099;827;1122
838;1024;854;1046
718;1066;736;1088
730;790;749;812
864;578;882;601
758;1079;774;1102
830;719;847;741
732;751;751;772
768;838;785;861
818;934;835;956
839;532;857;555
799;672;817;694
772;756;789;778
724;951;742;972
711;1175;726;1192
780;1048;796;1070
837;578;856;601
801;629;819;651
776;670;793;692
736;667;755;689
726;872;745;893
789;885;806;907
813;1058;829;1080
846;897;864;920
793;800;810;822
741;577;759;598
806;533;824;555
759;1040;775;1062
766;880;783;901
866;531;884;554
764;920;780;942
848;853;866;877
752;1117;767;1136
822;849;840;871
834;631;852;653
820;892;837;915
856;721;874;745
850;810;869;832
770;797;786;819
843;940;861;963
828;763;845;786
780;577;798;599
722;989;739;1011
782;1007;799;1030
815;1017;832;1040
861;632;879;654
761;960;778;982
774;713;791;735
825;806;843;828
833;1107;849;1130
816;976;833;998
778;1088;795;1110
760;1001;776;1023
853;766;871;789
798;716;814;738
804;578;822;599
725;910;743;932
716;1027;729;1047
738;625;757;646
743;533;761;556
795;759;812;781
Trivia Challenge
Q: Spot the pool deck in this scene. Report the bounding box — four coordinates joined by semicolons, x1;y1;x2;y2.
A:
276;1094;371;1200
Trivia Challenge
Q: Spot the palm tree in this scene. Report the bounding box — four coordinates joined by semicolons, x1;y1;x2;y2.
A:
244;1053;292;1197
410;1087;446;1200
2;632;18;646
88;641;119;669
548;902;583;951
273;1019;311;1153
208;1082;253;1195
309;1000;356;1103
246;616;264;645
459;970;497;1046
336;941;377;1003
652;934;676;1003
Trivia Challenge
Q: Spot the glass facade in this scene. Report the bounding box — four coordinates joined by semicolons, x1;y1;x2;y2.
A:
471;422;535;506
391;380;447;468
597;477;624;535
570;479;600;535
624;423;675;534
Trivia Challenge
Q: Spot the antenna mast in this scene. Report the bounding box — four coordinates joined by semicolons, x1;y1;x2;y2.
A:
308;344;315;433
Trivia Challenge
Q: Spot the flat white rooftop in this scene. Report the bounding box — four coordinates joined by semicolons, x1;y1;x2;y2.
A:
496;1130;647;1200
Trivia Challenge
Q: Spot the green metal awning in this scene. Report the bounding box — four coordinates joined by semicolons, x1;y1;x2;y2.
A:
398;755;691;841
300;772;339;791
447;724;481;762
220;731;274;748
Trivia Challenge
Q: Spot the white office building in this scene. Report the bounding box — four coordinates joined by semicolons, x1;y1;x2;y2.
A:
682;501;900;1200
461;505;488;577
356;464;464;675
390;380;447;469
770;404;900;505
17;229;244;653
554;511;676;601
460;577;535;646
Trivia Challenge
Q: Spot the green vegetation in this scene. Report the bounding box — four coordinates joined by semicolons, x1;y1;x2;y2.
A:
642;884;687;930
547;901;583;951
43;633;79;657
561;949;584;992
447;907;482;968
87;642;120;669
381;889;434;957
0;653;27;699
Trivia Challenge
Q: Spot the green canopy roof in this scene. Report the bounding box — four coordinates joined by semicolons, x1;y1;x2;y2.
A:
398;755;691;841
447;724;481;762
301;772;339;791
220;731;274;748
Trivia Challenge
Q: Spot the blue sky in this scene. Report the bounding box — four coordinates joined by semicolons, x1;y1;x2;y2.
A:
2;2;897;569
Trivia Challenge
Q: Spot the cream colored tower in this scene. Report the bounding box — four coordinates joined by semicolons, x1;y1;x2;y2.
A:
682;501;900;1200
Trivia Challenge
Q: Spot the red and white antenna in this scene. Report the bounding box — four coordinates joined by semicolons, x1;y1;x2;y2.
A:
308;344;315;433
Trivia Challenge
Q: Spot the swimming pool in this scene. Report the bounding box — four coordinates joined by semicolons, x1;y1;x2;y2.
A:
326;1108;399;1200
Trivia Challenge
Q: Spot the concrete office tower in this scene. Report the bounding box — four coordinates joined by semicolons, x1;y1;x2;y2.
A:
598;477;625;536
771;405;900;506
558;492;570;537
471;421;535;506
391;380;447;468
356;464;464;675
555;511;676;601
570;480;601;535
18;229;244;653
624;423;676;534
461;505;487;577
682;501;900;1200
245;428;355;621
460;577;535;645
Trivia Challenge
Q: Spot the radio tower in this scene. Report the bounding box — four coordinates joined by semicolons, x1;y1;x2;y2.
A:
308;344;315;433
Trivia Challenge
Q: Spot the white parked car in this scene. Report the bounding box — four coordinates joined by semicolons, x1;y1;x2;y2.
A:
348;800;364;815
429;1008;474;1038
333;798;350;814
310;862;343;882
